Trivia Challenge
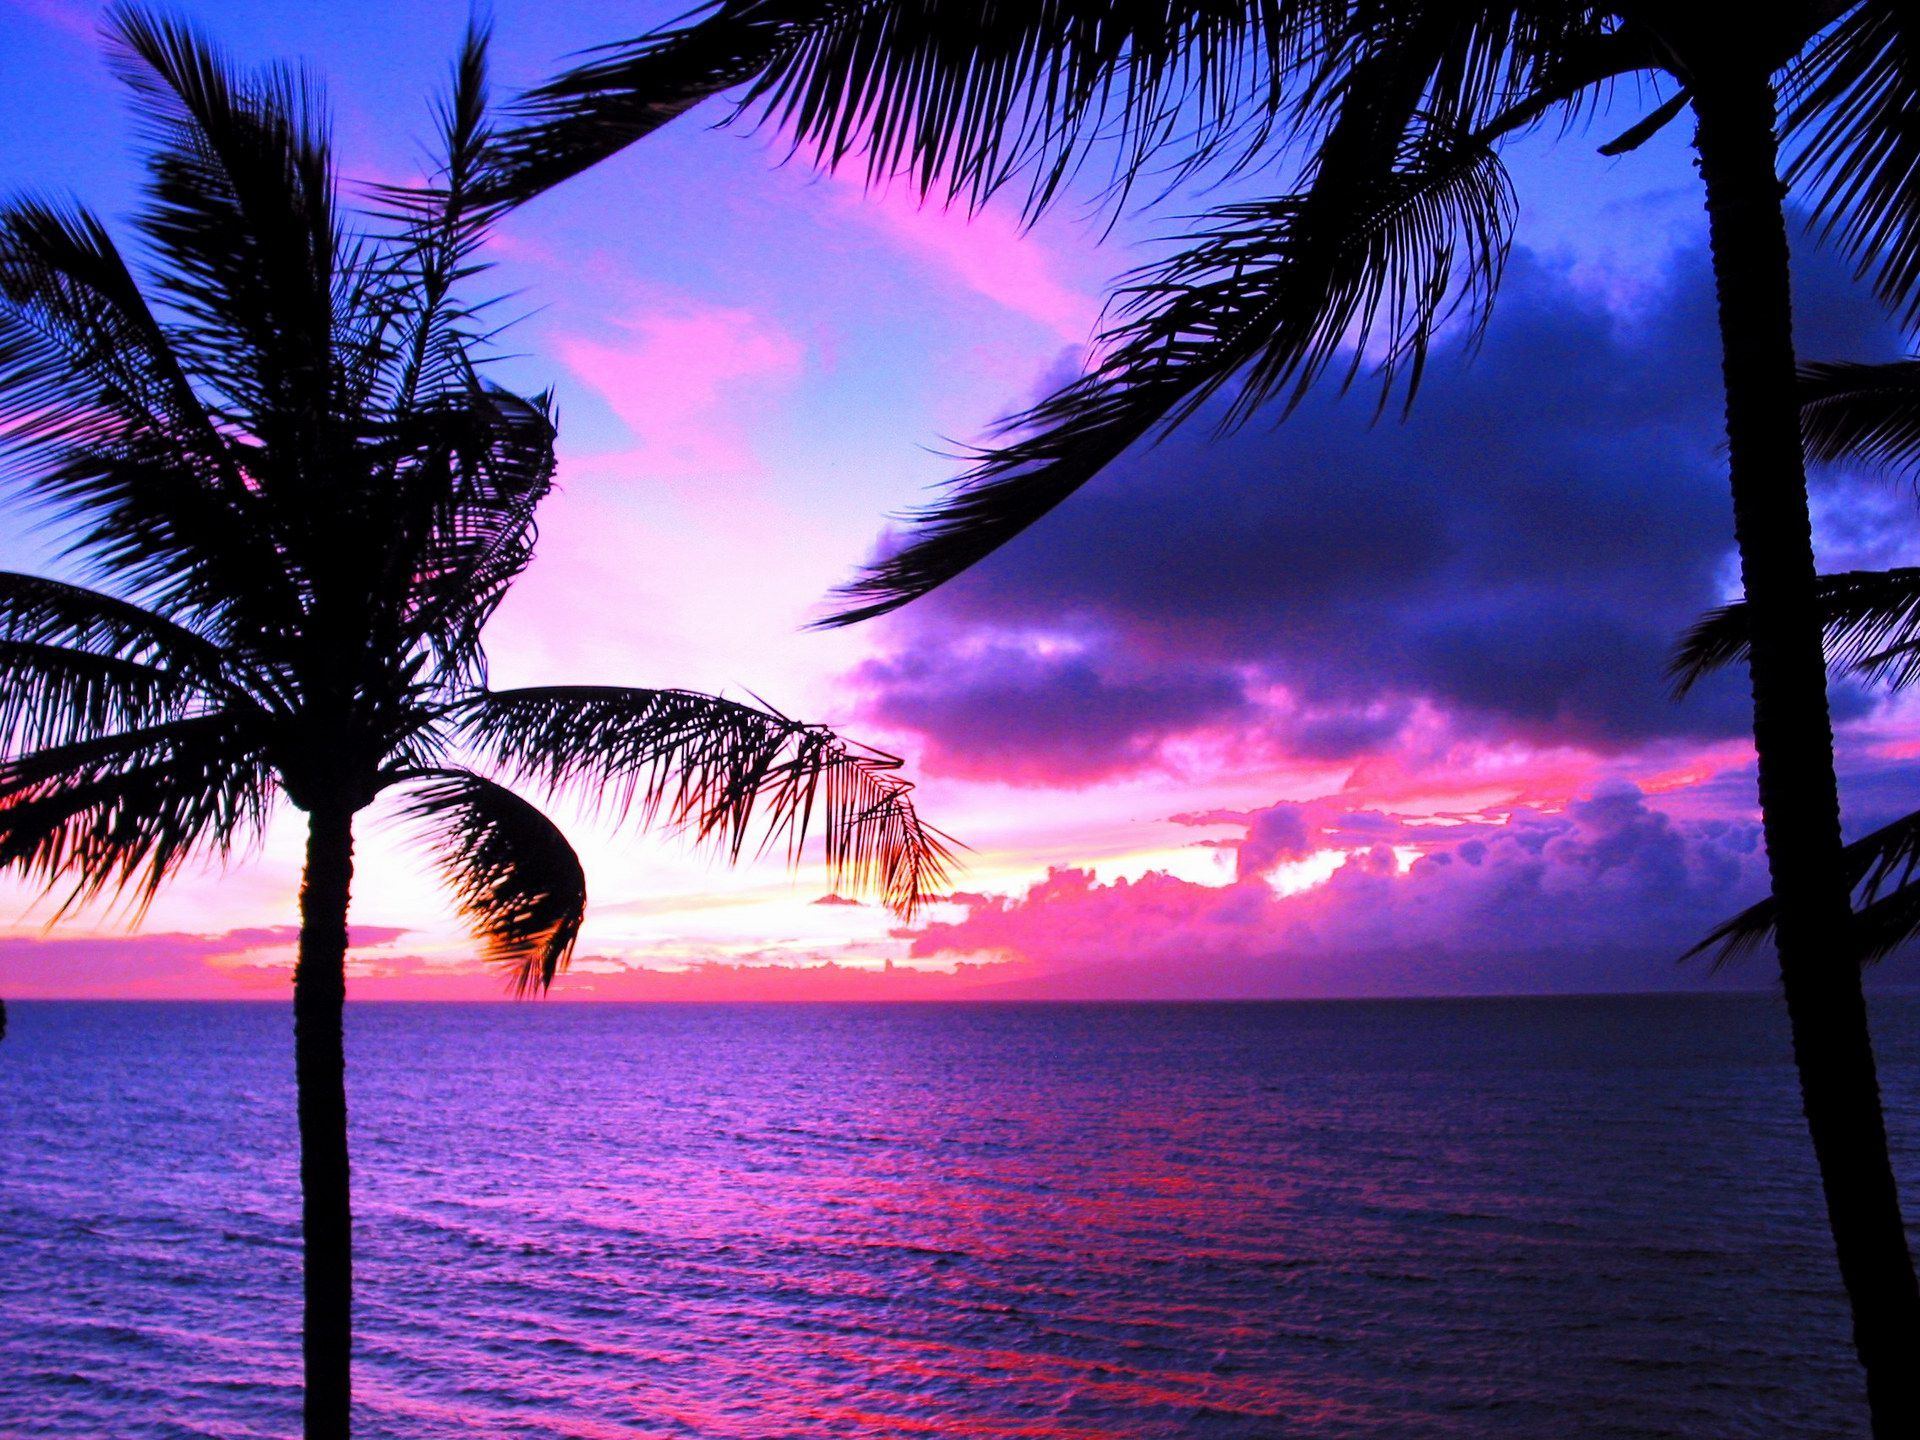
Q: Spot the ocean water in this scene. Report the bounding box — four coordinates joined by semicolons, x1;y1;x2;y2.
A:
3;996;1918;1439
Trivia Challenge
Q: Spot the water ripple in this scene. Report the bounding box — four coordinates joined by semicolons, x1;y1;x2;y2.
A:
3;995;1915;1438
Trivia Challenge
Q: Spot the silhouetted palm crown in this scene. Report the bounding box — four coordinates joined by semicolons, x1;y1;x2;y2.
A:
0;15;948;993
494;2;1918;625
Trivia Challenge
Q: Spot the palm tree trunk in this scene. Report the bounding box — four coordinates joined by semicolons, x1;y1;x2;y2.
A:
1691;67;1920;1435
294;800;355;1439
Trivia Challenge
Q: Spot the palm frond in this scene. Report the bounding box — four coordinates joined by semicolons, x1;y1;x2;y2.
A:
375;384;557;682
29;441;303;641
495;0;1321;214
822;109;1514;625
494;2;1633;216
0;711;275;916
0;199;223;461
400;768;584;997
1798;357;1920;470
0;642;211;758
462;686;955;916
108;5;343;433
1671;567;1920;695
1685;805;1920;971
0;174;299;641
1854;881;1920;963
1786;2;1920;326
0;571;231;679
367;18;508;413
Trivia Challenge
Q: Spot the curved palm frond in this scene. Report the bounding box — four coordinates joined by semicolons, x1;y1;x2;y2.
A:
0;573;272;785
1786;2;1920;326
1799;357;1920;469
1671;567;1920;695
494;2;1631;216
0;199;222;459
821;109;1514;625
1852;880;1920;963
0;711;275;916
400;768;584;997
1685;806;1920;971
495;0;1320;214
462;686;954;917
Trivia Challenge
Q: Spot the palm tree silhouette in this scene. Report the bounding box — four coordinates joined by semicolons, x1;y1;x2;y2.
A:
487;4;1920;1428
1677;356;1920;966
0;13;950;1438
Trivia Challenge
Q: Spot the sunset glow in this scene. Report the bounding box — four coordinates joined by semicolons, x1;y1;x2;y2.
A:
3;0;1918;1003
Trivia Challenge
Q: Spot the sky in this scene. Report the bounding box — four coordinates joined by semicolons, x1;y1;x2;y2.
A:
3;0;1920;1000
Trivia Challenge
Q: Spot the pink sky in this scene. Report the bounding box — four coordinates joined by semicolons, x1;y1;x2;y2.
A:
4;0;1920;1001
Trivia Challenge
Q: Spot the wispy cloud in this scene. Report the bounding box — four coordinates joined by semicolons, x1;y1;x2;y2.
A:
556;297;804;478
833;175;1101;344
0;924;409;998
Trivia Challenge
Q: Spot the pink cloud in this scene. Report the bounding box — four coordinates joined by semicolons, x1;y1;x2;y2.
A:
899;784;1775;997
556;301;804;477
836;177;1100;343
541;955;1012;1001
0;925;409;999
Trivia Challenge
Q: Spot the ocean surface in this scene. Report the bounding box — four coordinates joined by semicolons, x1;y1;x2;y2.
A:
3;996;1918;1439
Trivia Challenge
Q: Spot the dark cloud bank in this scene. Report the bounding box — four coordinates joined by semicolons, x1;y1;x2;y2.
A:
855;238;1908;782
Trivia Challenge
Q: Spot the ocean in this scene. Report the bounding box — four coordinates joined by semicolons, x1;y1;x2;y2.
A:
3;995;1916;1438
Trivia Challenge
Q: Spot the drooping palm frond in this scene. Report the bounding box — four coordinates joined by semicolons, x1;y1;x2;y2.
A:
461;686;954;917
492;0;818;202
1786;1;1920;327
493;2;1635;218
1671;567;1920;695
0;199;220;458
0;711;274;915
821;109;1514;624
1684;805;1920;970
1799;357;1920;469
1850;879;1920;962
495;0;1323;215
400;768;585;996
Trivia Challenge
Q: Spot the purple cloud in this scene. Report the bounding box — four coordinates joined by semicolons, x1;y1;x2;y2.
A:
849;236;1903;783
902;784;1785;995
853;639;1254;781
0;925;410;998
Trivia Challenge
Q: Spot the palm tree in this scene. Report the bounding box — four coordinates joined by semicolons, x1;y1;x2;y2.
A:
1677;357;1920;968
0;13;950;1438
487;3;1920;1428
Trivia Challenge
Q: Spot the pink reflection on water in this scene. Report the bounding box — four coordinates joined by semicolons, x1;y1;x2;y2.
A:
7;1001;1873;1438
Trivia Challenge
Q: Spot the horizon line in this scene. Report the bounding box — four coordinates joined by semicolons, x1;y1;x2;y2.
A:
9;987;1879;1006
